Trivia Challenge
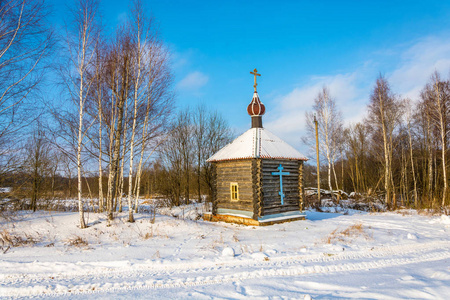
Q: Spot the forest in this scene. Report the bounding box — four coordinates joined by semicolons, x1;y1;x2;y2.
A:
1;0;449;230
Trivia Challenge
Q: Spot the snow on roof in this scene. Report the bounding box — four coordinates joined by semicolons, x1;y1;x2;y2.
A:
207;127;308;162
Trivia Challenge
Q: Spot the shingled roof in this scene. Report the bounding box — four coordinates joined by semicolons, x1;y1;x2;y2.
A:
207;127;307;162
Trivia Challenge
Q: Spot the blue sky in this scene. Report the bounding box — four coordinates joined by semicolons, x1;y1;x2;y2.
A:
49;0;450;155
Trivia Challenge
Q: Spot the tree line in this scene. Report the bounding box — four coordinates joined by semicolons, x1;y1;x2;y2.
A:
0;0;233;228
305;72;450;210
1;0;448;231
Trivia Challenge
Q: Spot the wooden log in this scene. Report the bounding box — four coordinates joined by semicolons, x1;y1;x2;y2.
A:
212;163;217;215
251;158;263;219
263;205;299;215
299;161;304;211
218;202;253;211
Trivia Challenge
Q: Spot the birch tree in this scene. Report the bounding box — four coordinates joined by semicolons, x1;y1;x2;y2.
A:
65;0;100;228
421;72;449;207
193;105;207;202
367;75;403;209
133;42;173;213
90;42;106;212
105;32;131;221
405;98;419;207
344;122;369;193
305;86;343;192
125;0;147;222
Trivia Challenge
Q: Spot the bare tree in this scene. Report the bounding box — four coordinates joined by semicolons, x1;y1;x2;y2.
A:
367;75;404;208
0;0;52;178
0;0;52;135
88;41;106;212
133;53;173;212
105;31;132;221
344;122;370;193
193;105;207;202
417;97;434;204
160;107;231;206
404;98;419;207
305;86;343;192
202;109;232;200
64;0;100;228
126;0;148;222
24;121;51;211
178;110;193;204
421;72;449;207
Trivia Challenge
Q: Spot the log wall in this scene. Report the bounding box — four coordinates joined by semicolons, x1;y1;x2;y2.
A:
211;163;217;215
298;161;304;211
252;159;263;219
215;160;254;213
261;159;300;216
212;158;305;219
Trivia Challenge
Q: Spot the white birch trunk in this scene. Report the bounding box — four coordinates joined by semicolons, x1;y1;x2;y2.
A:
134;88;152;213
406;104;418;207
97;66;104;212
127;22;142;223
435;79;447;207
378;89;391;208
77;77;86;228
76;18;88;229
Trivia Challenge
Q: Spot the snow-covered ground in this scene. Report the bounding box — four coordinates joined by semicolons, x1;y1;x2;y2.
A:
1;206;449;299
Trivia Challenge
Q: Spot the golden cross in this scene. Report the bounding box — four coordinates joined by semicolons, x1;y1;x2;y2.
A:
250;68;261;92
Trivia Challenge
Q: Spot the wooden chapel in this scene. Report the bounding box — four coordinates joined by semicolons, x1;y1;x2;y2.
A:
204;69;308;225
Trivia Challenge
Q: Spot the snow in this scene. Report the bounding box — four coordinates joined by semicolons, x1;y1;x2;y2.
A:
1;206;449;299
0;187;12;193
440;214;450;225
206;127;308;162
221;247;235;257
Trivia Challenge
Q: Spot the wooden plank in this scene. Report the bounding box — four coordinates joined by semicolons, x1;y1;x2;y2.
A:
217;160;252;167
217;181;252;185
263;206;299;215
217;171;252;176
262;183;300;189
217;199;253;206
262;193;298;198
217;176;252;182
263;199;298;206
218;203;253;211
263;202;298;209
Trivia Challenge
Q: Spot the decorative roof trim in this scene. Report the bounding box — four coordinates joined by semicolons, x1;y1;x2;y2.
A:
208;156;308;162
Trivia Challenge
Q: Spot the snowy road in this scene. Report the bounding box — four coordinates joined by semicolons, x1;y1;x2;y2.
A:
2;241;449;298
1;209;450;299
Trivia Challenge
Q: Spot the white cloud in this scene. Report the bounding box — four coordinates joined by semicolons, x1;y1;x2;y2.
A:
264;71;367;153
263;34;450;154
177;71;209;91
389;36;450;100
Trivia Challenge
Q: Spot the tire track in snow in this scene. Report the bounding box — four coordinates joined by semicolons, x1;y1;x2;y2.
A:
3;240;448;283
2;241;449;298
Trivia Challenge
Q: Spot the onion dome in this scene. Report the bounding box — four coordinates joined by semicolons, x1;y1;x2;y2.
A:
247;92;265;116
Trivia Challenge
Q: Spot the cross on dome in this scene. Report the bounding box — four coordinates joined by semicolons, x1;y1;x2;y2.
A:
250;68;261;92
247;68;265;118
